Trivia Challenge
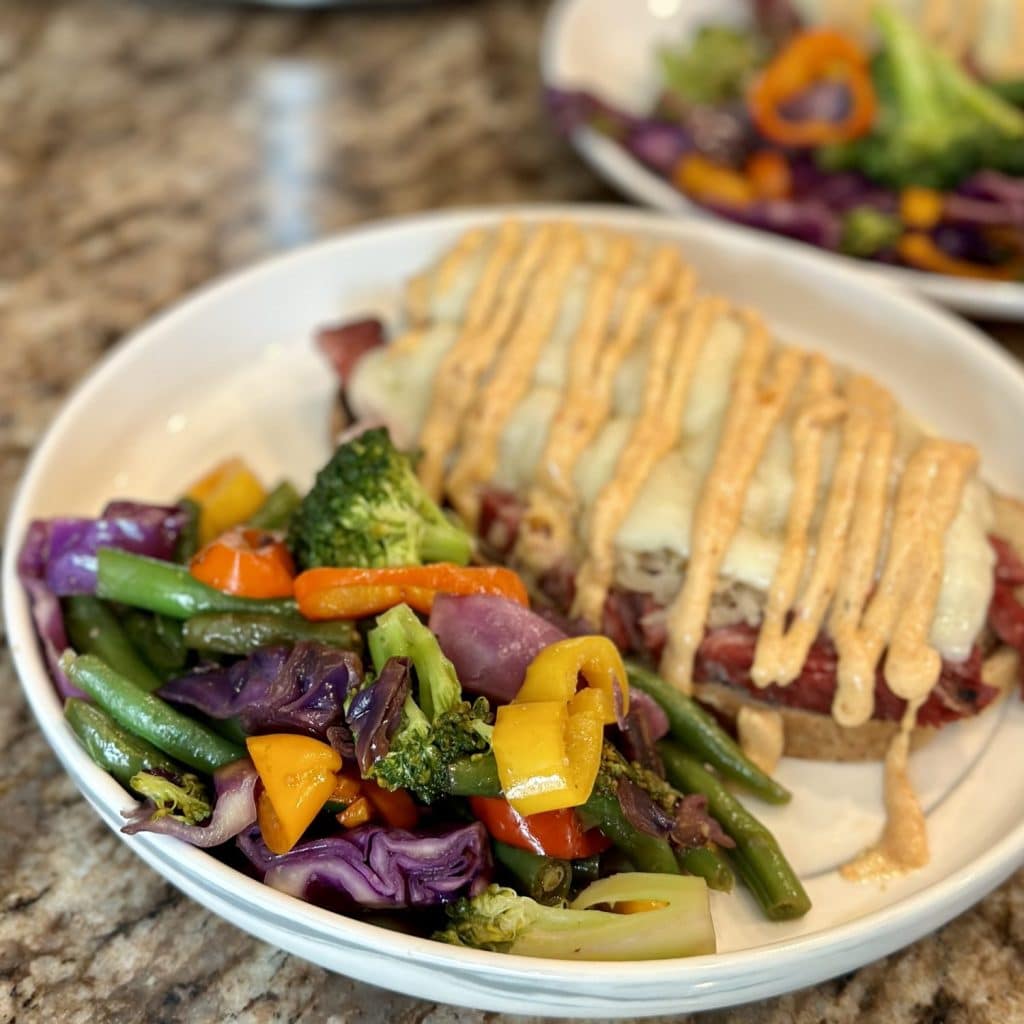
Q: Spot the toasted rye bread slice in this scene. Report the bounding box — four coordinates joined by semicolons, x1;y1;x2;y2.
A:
697;494;1024;761
696;644;1019;762
693;680;935;761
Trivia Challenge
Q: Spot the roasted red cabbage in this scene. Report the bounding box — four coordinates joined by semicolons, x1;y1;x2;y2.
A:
159;643;362;739
430;594;670;748
31;500;187;596
346;656;411;777
237;821;492;911
17;520;78;698
122;758;258;848
616;778;733;852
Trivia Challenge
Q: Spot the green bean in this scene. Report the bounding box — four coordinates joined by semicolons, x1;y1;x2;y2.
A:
96;548;295;620
578;788;680;876
63;595;162;693
677;845;734;893
182;612;359;655
658;740;810;920
571;854;601;888
65;698;181;786
64;652;245;773
447;753;502;797
120;610;188;678
206;715;249;746
248;481;301;531
493;841;572;905
174;498;201;563
627;662;790;804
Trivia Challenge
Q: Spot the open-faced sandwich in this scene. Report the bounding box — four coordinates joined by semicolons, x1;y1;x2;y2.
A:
325;219;1024;879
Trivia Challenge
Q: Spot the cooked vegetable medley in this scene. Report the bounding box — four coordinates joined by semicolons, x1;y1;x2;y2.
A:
549;2;1024;279
19;425;811;960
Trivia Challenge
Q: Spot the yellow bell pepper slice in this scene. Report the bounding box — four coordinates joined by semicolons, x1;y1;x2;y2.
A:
187;457;267;545
246;734;341;854
493;696;604;816
515;636;629;724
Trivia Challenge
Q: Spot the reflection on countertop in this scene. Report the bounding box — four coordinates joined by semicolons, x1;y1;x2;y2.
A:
0;1;1021;1022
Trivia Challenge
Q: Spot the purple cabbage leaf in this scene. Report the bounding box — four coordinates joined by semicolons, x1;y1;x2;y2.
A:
18;501;187;697
237;821;492;911
616;692;671;775
31;500;186;596
616;778;734;852
345;656;411;777
17;521;78;697
122;758;258;848
159;642;362;740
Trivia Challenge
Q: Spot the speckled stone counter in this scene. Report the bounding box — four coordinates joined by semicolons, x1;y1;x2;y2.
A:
1;2;1022;1021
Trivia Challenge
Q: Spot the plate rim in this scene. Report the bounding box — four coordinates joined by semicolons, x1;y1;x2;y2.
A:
539;0;1024;321
4;203;1024;1013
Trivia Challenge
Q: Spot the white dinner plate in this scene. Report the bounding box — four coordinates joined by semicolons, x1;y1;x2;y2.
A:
4;206;1024;1017
541;0;1024;321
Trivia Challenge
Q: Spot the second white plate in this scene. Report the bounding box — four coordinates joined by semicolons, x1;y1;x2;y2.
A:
541;0;1024;320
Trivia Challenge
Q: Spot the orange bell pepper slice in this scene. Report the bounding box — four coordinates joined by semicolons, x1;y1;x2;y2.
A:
247;734;341;854
898;232;1024;281
328;771;362;807
190;526;296;599
673;154;755;208
749;29;876;146
294;564;529;620
746;150;793;200
337;796;373;829
362;780;419;829
899;188;944;230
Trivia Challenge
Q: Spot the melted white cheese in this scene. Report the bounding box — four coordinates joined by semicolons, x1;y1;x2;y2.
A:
347;256;995;664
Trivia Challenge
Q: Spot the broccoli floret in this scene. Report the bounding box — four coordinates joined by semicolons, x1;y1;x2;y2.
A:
359;604;492;803
820;6;1024;189
839;207;903;258
435;876;716;959
288;427;473;569
658;25;765;106
130;770;211;825
593;741;677;813
371;696;493;803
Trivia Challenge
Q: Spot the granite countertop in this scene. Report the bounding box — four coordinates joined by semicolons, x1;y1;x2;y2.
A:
1;2;1022;1021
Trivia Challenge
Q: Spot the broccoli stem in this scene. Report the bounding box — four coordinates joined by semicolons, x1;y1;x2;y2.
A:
493;842;571;905
929;49;1024;137
420;520;473;566
368;604;461;722
875;3;941;122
